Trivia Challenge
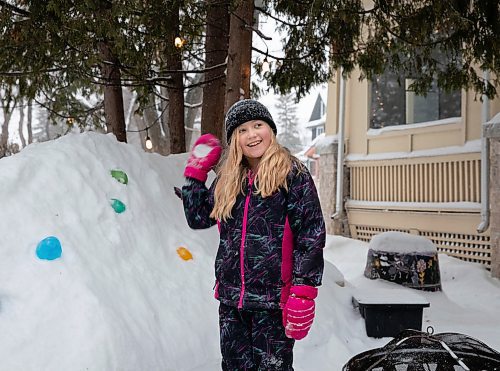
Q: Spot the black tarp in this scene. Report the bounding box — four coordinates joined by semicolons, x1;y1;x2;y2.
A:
343;329;500;371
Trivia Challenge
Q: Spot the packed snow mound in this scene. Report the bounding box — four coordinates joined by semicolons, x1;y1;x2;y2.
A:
2;132;499;370
0;133;221;370
0;133;360;370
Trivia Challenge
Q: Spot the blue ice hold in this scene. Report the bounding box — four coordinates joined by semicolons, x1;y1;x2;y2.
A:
36;236;62;260
110;198;126;213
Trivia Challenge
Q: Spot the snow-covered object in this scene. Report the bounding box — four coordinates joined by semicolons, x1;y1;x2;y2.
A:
0;132;498;370
0;132;221;370
369;231;437;254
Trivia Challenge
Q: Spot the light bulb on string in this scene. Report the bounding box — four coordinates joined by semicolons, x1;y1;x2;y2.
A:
259;41;271;74
145;129;153;150
174;36;185;48
262;57;270;73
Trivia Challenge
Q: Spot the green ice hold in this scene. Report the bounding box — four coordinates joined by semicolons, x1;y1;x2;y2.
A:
110;169;128;185
110;198;126;213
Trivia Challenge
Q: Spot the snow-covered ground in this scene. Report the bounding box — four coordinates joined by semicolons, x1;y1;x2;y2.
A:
0;132;499;370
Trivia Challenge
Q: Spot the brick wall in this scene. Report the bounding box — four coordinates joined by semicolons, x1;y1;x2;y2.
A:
484;114;500;277
318;142;337;235
489;139;500;276
317;140;350;236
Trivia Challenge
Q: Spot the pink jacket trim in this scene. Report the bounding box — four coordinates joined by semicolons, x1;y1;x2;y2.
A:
237;173;254;308
214;281;220;299
280;216;294;308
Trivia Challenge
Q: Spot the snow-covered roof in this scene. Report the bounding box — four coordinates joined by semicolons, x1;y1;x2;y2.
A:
346;139;481;162
304;115;326;129
367;117;461;136
297;133;339;158
298;133;325;155
314;133;338;151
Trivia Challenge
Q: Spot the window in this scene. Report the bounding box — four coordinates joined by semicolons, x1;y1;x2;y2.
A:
370;68;461;129
319;100;325;117
311;126;324;140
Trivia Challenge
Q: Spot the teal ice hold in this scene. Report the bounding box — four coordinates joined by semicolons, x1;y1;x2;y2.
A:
110;169;128;185
110;198;126;213
36;236;62;260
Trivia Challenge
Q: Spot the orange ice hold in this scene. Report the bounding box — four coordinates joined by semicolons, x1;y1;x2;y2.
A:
176;247;193;261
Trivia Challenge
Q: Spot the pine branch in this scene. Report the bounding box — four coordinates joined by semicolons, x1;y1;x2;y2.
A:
0;0;30;16
0;67;66;77
254;6;308;27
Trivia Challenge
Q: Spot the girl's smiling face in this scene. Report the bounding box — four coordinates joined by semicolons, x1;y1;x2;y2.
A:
237;120;273;170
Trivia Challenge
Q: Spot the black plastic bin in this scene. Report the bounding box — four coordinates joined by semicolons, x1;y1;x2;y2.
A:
353;288;430;338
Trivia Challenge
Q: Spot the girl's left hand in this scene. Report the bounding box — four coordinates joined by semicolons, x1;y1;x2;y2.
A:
282;285;318;340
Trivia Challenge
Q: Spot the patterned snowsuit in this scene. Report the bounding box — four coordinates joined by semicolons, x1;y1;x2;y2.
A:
182;164;325;370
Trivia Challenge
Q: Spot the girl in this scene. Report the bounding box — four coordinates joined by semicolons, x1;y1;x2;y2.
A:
182;99;325;370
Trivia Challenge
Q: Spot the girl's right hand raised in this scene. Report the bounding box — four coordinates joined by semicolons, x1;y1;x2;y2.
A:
184;134;222;182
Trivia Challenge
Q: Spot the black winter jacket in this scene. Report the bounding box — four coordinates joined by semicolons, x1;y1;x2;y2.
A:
182;165;325;310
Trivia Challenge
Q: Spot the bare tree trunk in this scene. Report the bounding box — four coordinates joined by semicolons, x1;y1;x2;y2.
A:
159;86;171;155
123;88;144;149
143;97;158;152
18;99;26;148
185;80;202;148
1;108;11;147
44;117;50;141
143;93;168;155
224;0;254;140
166;2;185;154
0;89;12;153
225;8;243;114
131;114;148;151
124;88;137;129
239;0;253;99
27;99;33;144
200;0;230;140
99;40;127;143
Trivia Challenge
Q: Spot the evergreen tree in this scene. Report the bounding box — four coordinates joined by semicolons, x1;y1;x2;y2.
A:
0;0;208;150
1;0;498;153
275;93;302;154
257;0;499;99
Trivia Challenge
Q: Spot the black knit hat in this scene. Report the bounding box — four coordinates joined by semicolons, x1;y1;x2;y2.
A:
225;99;276;142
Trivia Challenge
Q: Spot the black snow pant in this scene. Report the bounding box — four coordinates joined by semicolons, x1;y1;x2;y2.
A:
219;302;295;371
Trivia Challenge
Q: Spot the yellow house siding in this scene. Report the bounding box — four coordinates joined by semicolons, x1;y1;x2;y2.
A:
364;119;463;152
325;72;340;136
348;70;370;155
321;68;499;268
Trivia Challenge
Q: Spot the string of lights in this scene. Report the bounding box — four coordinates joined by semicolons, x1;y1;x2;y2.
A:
125;103;166;150
125;34;187;150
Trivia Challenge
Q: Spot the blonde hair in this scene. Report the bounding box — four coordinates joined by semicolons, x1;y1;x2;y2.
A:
210;129;301;221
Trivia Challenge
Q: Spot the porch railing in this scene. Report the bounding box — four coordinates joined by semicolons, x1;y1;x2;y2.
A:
346;152;491;267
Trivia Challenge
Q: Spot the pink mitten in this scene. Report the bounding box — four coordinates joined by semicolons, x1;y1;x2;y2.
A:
184;134;222;182
282;285;318;340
